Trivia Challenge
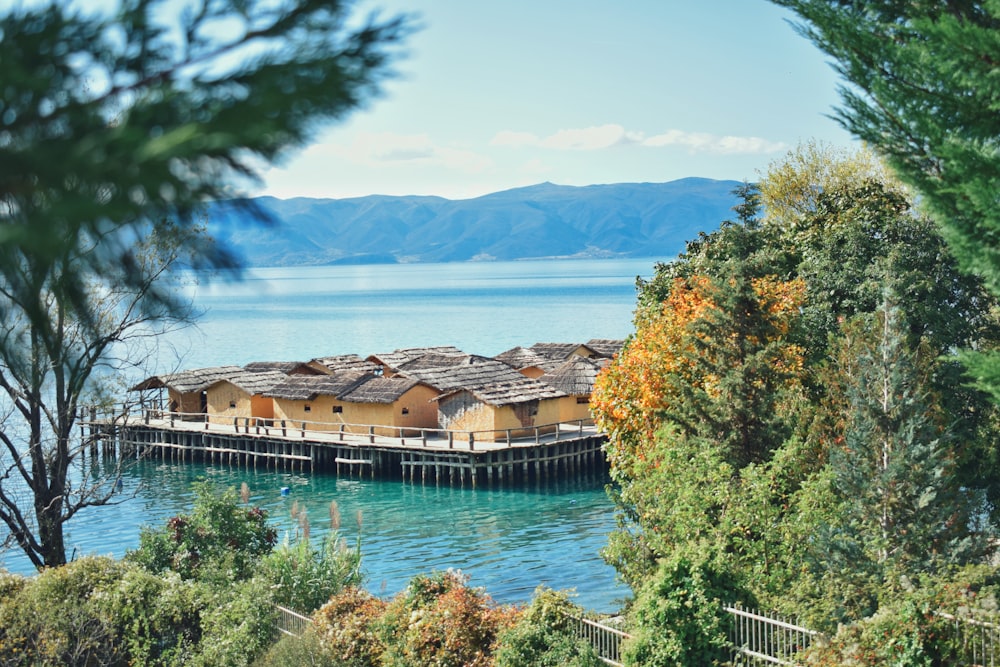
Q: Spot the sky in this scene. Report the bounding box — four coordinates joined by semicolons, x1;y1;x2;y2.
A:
259;1;858;201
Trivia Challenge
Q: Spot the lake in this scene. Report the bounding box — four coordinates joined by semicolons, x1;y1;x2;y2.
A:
0;257;657;612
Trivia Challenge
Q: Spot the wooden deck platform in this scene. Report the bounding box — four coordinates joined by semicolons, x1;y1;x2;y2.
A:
85;413;609;487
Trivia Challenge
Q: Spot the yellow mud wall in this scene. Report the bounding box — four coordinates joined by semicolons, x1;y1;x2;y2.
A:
168;389;202;417
559;395;592;422
206;384;252;425
251;395;274;420
271;388;438;435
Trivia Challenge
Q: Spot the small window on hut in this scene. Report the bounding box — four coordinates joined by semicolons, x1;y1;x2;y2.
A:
332;405;343;414
401;407;409;415
304;404;312;413
576;397;589;405
229;400;237;409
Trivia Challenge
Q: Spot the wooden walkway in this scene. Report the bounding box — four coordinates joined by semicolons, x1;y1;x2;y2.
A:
86;412;609;487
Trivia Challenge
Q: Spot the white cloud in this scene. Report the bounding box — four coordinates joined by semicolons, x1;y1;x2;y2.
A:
541;124;638;150
643;130;787;154
326;131;492;172
490;130;541;147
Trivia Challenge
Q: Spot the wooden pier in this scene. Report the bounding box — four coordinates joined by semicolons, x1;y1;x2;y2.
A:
89;412;609;488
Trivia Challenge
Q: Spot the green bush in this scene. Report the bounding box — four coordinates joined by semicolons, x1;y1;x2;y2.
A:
377;570;518;667
312;586;388;667
621;552;743;667
127;480;277;583
96;566;207;666
0;556;126;666
805;565;1000;667
251;631;338;667
258;532;362;613
189;579;277;667
493;587;604;667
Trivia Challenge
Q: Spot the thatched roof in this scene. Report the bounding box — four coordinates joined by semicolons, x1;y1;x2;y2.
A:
438;377;567;407
529;342;600;362
130;366;245;393
309;354;379;374
585;339;625;358
243;361;321;376
341;376;426;404
264;372;369;401
208;370;289;395
264;371;428;404
494;346;559;372
539;356;606;395
395;354;524;392
367;346;465;372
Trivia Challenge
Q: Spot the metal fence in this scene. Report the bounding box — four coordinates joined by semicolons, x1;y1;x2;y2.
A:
572;615;632;666
725;604;819;666
275;605;311;638
937;610;1000;666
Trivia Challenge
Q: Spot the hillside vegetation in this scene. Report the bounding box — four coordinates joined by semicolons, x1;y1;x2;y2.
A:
207;179;740;266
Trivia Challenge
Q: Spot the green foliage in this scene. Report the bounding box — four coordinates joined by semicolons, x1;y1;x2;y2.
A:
377;570;518;667
128;481;277;583
96;566;207;666
493;587;604;667
189;579;277;667
0;556;127;666
622;552;744;667
769;1;1000;397
251;632;339;667
0;0;411;571
312;587;388;667
259;532;362;613
805;565;1000;667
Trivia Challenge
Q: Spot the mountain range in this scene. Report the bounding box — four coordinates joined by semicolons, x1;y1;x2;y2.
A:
206;178;741;267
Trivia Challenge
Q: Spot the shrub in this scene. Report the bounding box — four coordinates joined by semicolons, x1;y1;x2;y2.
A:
258;532;362;613
251;631;338;667
96;565;207;666
493;587;604;667
378;570;518;667
804;565;1000;667
127;480;277;583
0;556;126;666
312;586;388;667
621;551;743;667
188;579;277;667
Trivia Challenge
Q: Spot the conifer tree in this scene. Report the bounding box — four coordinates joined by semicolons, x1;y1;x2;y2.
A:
815;292;986;614
770;1;1000;400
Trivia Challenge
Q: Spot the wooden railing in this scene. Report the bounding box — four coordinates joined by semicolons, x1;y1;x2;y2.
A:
135;408;597;451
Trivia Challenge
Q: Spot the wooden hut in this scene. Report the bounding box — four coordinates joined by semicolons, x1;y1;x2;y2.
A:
306;354;380;376
584;339;625;359
394;353;526;392
265;372;439;434
538;356;607;422
243;361;324;376
528;342;602;363
130;366;244;419
366;346;465;377
204;370;289;425
435;377;568;442
494;346;558;378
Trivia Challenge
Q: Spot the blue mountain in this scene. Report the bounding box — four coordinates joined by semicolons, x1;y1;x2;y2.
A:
206;178;741;267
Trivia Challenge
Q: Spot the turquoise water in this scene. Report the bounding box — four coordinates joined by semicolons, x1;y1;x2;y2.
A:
0;258;657;611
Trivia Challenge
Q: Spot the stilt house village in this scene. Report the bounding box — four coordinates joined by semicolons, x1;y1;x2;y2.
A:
130;339;622;445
